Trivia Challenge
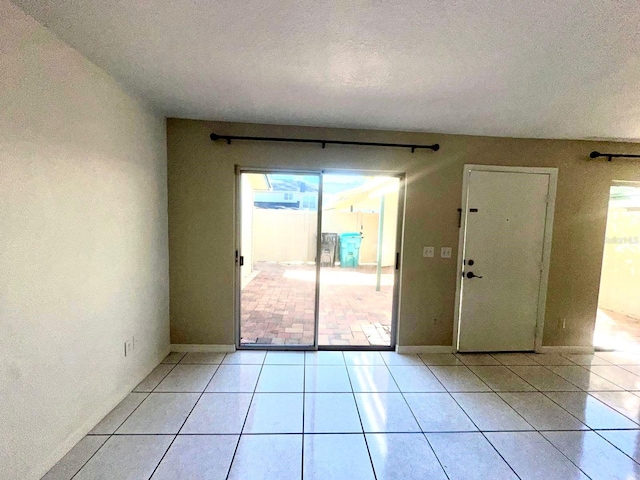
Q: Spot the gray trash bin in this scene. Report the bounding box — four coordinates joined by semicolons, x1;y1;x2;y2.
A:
320;233;338;267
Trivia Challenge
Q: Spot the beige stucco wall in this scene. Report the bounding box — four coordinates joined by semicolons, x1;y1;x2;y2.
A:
0;2;169;478
167;118;640;348
249;209;396;266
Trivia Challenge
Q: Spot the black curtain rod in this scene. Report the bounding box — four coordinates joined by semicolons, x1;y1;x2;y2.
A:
590;151;640;162
210;132;439;153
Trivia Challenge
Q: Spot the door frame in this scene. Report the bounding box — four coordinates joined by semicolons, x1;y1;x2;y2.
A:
234;166;406;351
318;169;406;351
452;164;558;353
235;166;324;351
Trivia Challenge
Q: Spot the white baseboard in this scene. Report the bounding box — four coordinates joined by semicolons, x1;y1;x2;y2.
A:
170;344;237;353
536;345;595;354
396;345;455;354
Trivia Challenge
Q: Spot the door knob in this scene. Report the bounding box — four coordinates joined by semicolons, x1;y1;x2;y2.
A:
466;271;483;279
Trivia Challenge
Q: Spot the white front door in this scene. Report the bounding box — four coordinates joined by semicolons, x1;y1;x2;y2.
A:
456;167;555;352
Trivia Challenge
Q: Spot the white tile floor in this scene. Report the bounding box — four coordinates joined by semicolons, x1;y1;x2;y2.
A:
43;350;640;480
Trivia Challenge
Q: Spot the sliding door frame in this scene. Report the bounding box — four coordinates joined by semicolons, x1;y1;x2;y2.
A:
235;166;323;351
318;169;406;351
235;166;406;351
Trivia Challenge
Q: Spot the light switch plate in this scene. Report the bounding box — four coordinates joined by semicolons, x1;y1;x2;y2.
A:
441;247;452;258
423;246;434;258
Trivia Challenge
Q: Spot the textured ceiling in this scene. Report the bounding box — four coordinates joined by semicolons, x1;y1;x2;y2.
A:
12;0;640;140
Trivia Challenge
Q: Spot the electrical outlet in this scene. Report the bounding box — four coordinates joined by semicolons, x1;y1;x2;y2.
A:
124;340;133;357
441;247;452;258
423;246;434;258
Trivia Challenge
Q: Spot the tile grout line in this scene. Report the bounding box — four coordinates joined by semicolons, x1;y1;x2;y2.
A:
71;393;154;479
535;431;597;479
432;354;592;479
424;365;493;395
145;354;225;479
450;361;543;434
535;358;615;390
135;361;179;394
537;388;631;431
485;355;604;478
71;355;188;479
68;435;111;480
443;389;523;480
58;351;640;479
344;351;379;480
592;429;640;467
497;363;599;433
576;363;640;391
588;392;640;424
423;355;520;472
224;352;268;480
488;353;626;477
538;390;640;466
386;355;452;480
501;362;574;392
498;361;625;432
70;354;188;479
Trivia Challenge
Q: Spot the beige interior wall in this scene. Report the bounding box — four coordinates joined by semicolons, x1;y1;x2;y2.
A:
0;2;169;479
167;119;640;349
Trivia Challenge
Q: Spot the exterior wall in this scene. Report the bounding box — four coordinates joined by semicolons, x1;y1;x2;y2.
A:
252;209;318;263
248;205;398;267
167;119;640;348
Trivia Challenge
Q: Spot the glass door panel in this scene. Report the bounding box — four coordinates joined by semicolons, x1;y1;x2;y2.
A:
318;174;400;347
239;172;320;348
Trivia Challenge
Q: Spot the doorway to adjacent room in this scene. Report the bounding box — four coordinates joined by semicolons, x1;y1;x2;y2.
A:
595;182;640;351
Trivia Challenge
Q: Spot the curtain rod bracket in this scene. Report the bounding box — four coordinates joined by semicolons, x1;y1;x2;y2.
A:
210;132;440;153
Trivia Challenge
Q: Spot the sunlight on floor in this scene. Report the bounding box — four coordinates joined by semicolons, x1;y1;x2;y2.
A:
594;309;640;352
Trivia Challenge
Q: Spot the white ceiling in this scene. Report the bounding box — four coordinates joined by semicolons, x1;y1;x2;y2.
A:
13;0;640;140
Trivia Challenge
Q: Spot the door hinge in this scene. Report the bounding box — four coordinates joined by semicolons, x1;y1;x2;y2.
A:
395;252;400;270
236;250;244;266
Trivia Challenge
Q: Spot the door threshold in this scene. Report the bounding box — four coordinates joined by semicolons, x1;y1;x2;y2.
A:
237;345;396;352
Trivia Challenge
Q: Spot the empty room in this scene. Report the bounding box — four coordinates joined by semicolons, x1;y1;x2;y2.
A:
3;0;640;479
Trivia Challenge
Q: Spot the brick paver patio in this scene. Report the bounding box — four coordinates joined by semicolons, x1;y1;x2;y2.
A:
241;262;394;346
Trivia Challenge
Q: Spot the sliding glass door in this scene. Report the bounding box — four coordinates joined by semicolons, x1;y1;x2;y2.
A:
238;171;321;348
237;169;403;350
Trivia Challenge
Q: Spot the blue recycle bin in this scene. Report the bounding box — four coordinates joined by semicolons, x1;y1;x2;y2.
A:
339;232;362;268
